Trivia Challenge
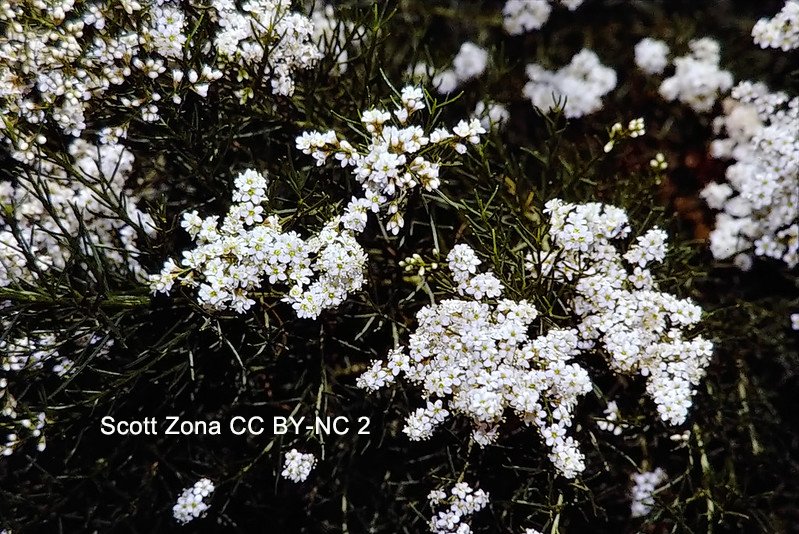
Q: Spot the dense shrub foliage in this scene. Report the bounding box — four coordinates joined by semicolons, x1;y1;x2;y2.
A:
1;0;797;532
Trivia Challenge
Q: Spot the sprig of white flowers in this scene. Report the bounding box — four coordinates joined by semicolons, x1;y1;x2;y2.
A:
634;38;671;75
703;81;798;269
281;448;316;482
359;200;713;479
752;1;799;51
502;0;585;35
427;482;489;534
172;478;215;524
603;118;645;153
296;85;486;235
638;37;734;113
149;169;367;318
596;400;626;436
539;199;713;426
630;468;667;517
523;49;617;118
473;101;510;131
358;242;590;478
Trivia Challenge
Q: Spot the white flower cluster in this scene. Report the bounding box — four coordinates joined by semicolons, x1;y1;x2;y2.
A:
502;0;585;35
791;313;799;330
281;448;316;482
630;468;667;518
150;169;367;319
172;478;215;525
541;199;714;426
359;202;712;478
596;400;625;436
703;82;798;268
296;85;485;235
658;38;734;113
212;0;321;98
1;140;155;287
433;42;489;94
634;38;670;75
0;0;320;152
358;244;591;478
752;1;799;51
427;482;489;534
523;49;617;118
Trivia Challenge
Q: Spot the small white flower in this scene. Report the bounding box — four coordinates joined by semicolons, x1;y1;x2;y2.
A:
281;449;316;482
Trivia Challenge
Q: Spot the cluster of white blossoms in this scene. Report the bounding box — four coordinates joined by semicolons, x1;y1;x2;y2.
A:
702;82;798;269
281;449;316;482
172;478;215;525
212;0;320;98
541;199;714;426
634;38;671;75
596;400;625;436
656;38;734;113
433;42;489;94
427;482;489;534
523;49;617;118
0;0;321;154
149;169;367;318
752;0;799;51
359;199;712;478
1;140;155;287
791;313;799;330
629;468;667;518
296;85;486;235
502;0;585;35
358;243;591;478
